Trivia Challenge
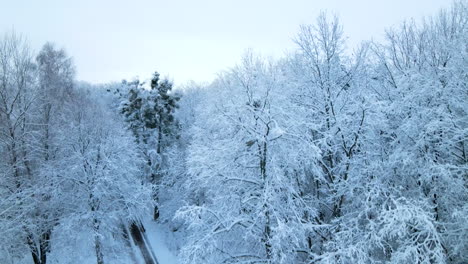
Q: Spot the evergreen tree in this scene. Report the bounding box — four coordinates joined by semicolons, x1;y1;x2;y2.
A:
120;80;146;143
146;72;180;220
118;72;180;220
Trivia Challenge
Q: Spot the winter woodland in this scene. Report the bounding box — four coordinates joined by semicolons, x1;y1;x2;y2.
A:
0;2;467;264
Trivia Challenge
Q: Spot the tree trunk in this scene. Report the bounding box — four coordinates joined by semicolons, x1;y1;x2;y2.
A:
39;229;51;264
263;206;273;261
152;182;159;221
26;233;41;264
93;218;104;264
153;124;162;221
259;135;272;261
157;124;162;155
153;206;159;221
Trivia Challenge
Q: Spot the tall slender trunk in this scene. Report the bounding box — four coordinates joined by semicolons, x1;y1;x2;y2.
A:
157;124;162;155
153;123;163;220
93;218;104;264
263;205;272;260
259;134;272;261
35;104;52;264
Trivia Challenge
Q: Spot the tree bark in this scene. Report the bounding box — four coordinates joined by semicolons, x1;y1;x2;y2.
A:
93;218;104;264
26;233;41;264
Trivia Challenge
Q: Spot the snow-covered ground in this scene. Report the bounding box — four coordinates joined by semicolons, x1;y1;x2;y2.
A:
4;219;180;264
142;219;179;264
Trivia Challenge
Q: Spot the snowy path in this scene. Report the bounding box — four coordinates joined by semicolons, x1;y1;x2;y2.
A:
130;222;158;264
142;220;179;264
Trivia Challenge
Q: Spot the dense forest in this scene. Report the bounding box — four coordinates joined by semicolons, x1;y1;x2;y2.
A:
1;1;467;264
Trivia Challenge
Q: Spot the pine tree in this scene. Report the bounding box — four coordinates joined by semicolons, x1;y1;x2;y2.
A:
118;72;180;220
145;72;180;220
147;71;180;155
120;80;146;143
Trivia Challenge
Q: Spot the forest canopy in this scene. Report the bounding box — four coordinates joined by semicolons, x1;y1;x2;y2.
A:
0;1;467;264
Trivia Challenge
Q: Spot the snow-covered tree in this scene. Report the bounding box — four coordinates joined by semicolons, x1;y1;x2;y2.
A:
0;31;46;264
316;3;468;263
118;72;180;220
1;2;467;264
50;86;152;264
175;4;467;263
177;53;322;263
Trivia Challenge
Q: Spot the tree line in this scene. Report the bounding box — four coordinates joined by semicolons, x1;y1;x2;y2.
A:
1;1;467;264
172;3;467;263
0;36;152;263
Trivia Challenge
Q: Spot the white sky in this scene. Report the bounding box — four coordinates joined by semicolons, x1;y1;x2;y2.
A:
1;0;451;86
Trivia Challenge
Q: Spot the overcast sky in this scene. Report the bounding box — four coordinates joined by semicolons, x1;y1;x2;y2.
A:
1;0;451;86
